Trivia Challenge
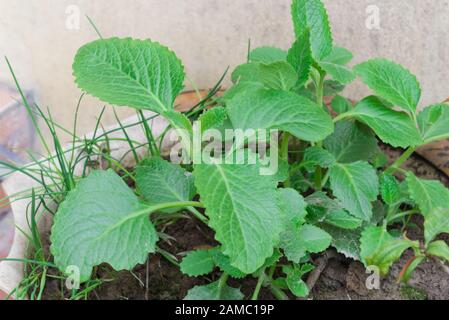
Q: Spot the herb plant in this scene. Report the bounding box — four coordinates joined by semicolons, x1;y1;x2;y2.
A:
45;0;449;300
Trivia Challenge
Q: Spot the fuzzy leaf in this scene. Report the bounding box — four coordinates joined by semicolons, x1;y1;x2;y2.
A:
51;170;158;282
320;225;362;260
211;249;246;279
193;162;282;274
366;238;419;275
352;96;422;148
324;210;363;230
250;46;287;63
281;224;331;263
227;88;334;142
184;281;244;300
426;241;449;261
331;95;352;114
319;61;355;85
380;174;401;205
285;265;313;297
322;46;353;65
360;225;393;265
354;59;421;115
231;61;298;91
198;107;228;133
324;121;379;163
424;208;449;244
406;173;449;217
329;161;379;221
278;188;308;226
291;0;333;60
287;29;313;87
73;38;184;113
180;250;215;276
417;103;449;144
303;146;336;168
135;157;195;210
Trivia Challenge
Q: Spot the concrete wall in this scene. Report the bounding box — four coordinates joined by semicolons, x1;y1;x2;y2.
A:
0;0;448;140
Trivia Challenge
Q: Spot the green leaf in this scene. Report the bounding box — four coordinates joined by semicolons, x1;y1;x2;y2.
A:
287;29;313;87
180;250;215;276
354;59;421;115
305;191;342;223
322;46;353;65
331;95;352;114
278;188;308;226
322;80;344;96
73;38;184;113
360;226;393;265
193;162;282;274
424;207;449;244
281;224;332;263
329;161;379;221
324;120;379;163
303;146;336;168
135;157;195;211
198;107;228;134
227;88;334;142
406;173;449;217
320;225;362;260
285;265;312;297
51;170;158;282
231;61;298;91
417;103;449;144
324;210;363;230
250;46;288;63
319;61;355;85
184;281;244;300
211;248;246;279
291;0;333;60
380;174;401;205
352;96;422;148
427;241;449;261
366;238;419;275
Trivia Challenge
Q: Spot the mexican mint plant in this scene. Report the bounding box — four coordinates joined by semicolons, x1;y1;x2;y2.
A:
48;0;449;299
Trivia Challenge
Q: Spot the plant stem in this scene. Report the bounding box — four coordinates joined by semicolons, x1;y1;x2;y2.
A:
251;268;266;300
314;71;326;189
280;132;291;162
333;111;354;123
387;209;419;224
385;147;415;175
217;272;229;296
187;206;209;224
270;284;289;300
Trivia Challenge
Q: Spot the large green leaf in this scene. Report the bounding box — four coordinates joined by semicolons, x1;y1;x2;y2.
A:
193;161;282;274
424;208;449;244
227;88;334;142
73;38;184;113
354;59;421;115
360;225;393;265
135;157;195;209
319;53;355;85
51;170;159;282
324;120;379;163
180;249;215;277
406;173;449;217
291;0;333;60
324;210;363;230
287;29;313;87
281;224;331;263
351;96;422;148
320;224;362;260
329;161;379;221
427;241;449;262
303;146;336;168
231;61;298;91
249;46;288;63
278;188;308;226
321;46;353;65
417;103;449;144
184;281;244;300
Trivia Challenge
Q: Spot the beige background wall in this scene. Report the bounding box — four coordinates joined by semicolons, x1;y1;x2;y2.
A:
1;0;449;141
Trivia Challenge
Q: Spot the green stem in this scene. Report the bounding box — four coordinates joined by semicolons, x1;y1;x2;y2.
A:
270;284;289;300
385;147;415;175
314;71;326;189
217;273;229;296
251;268;266;300
333;111;354;123
387;210;419;224
280;133;291;162
187;207;209;224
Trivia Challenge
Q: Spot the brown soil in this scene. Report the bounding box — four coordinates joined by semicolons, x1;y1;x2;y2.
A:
37;147;449;300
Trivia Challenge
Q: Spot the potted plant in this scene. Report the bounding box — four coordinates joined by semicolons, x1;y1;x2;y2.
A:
1;0;448;300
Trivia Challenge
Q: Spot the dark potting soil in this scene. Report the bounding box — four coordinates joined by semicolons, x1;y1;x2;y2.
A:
38;147;449;300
